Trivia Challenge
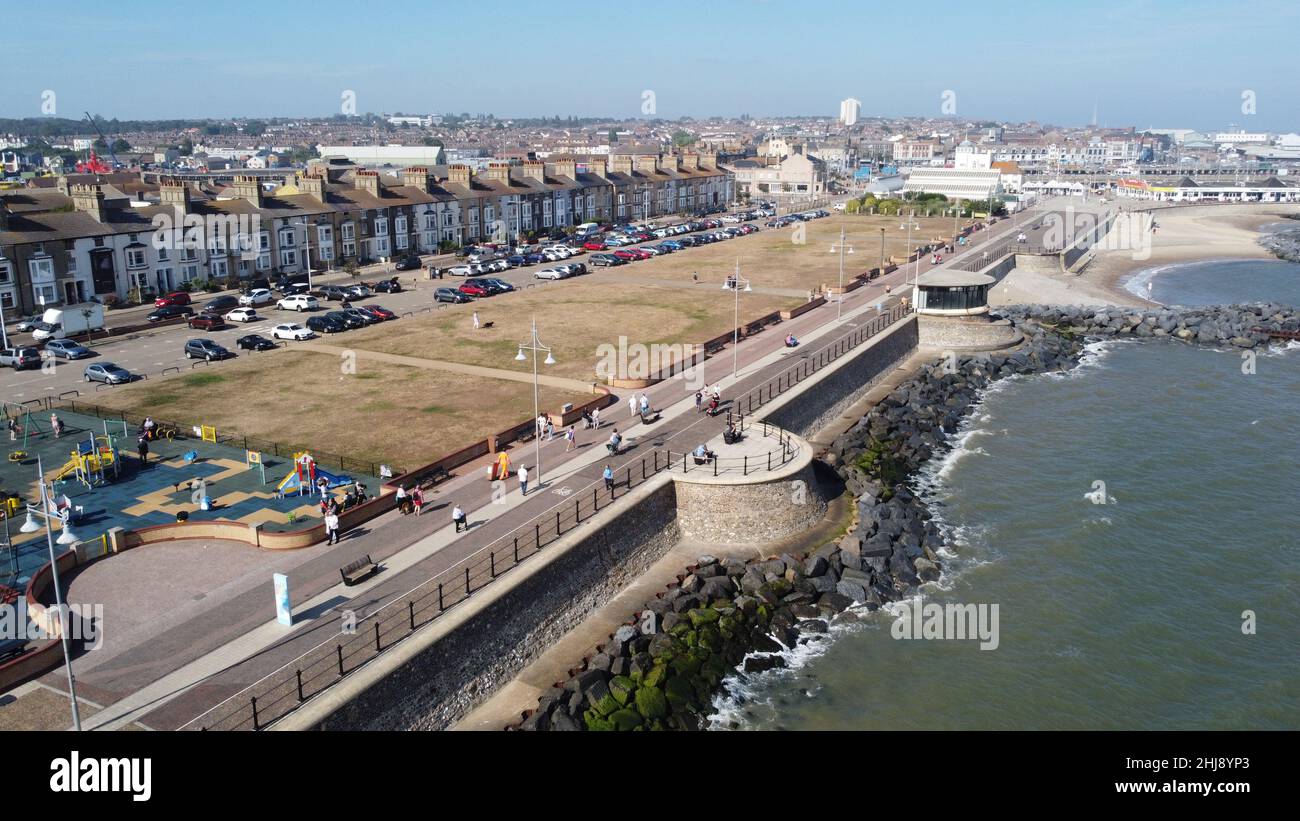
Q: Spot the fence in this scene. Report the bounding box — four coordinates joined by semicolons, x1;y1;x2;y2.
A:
178;303;914;731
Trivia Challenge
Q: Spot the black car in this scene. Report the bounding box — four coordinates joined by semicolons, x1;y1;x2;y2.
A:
183;338;234;361
589;254;625;267
394;254;422;271
372;278;403;293
276;281;312;297
306;315;347;334
340;307;375;326
315;285;349;301
325;310;367;329
480;278;515;295
434;287;473;304
244;277;271;292
204;295;240;313
237;334;277;351
147;304;194;322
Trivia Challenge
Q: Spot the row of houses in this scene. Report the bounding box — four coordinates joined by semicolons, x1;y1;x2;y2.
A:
0;152;733;314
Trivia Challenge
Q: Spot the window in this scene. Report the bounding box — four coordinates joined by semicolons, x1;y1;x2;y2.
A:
394;216;406;234
341;222;355;241
0;263;11;284
257;253;271;271
0;290;14;310
182;264;199;282
375;237;390;255
157;246;170;262
343;241;356;258
211;259;228;278
396;234;408;250
320;245;334;262
30;256;55;280
278;228;296;247
375;217;388;236
280;249;298;267
317;225;333;244
67;253;77;273
34;285;57;305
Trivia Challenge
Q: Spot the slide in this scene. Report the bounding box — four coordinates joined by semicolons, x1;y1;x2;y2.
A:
50;458;80;482
311;466;355;489
277;470;305;495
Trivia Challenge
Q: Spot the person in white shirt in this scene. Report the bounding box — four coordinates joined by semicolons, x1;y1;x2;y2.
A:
518;464;530;496
629;395;638;419
453;504;467;533
324;511;340;545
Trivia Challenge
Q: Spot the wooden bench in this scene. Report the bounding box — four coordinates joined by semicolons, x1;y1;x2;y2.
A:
704;340;727;356
340;554;379;586
418;465;450;490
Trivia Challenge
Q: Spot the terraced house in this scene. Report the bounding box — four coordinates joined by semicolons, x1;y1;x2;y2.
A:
0;152;732;314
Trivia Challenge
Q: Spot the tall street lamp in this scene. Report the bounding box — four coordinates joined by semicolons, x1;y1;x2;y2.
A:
722;259;752;379
515;317;555;486
828;227;853;319
19;455;82;731
900;212;921;301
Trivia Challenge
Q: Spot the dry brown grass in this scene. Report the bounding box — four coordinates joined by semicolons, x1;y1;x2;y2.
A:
89;351;588;470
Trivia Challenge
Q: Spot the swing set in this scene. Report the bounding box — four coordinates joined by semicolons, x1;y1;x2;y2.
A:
3;400;46;453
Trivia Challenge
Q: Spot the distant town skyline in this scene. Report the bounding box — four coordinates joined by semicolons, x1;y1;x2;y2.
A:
5;0;1298;131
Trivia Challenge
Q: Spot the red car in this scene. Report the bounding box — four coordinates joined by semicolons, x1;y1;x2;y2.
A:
583;241;606;251
361;305;396;322
627;248;653;260
613;250;639;261
155;291;192;308
458;280;491;297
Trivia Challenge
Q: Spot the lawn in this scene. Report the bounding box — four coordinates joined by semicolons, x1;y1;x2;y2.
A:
89;351;589;471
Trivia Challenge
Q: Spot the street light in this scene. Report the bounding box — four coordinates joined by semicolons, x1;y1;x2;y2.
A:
828;227;853;319
900;212;921;303
722;259;752;379
19;455;82;730
515;317;555;487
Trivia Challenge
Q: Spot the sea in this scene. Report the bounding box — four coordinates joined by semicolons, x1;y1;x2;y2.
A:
713;255;1300;730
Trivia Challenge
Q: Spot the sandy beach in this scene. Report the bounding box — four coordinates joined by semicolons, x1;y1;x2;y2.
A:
989;203;1300;308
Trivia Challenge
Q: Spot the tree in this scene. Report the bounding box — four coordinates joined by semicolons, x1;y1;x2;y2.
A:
671;129;696;148
110;138;131;153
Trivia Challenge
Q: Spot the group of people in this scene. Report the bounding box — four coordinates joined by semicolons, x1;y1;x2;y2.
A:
694;383;722;415
6;412;67;442
394;484;425;515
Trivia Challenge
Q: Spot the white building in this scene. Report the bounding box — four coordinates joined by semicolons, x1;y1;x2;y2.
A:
1213;131;1270;145
902;167;1002;201
953;140;992;170
315;144;445;168
839;98;861;126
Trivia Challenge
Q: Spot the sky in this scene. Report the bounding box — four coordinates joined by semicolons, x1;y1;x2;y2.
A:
4;0;1298;131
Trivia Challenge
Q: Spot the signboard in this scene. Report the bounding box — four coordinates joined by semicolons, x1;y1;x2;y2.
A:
273;573;292;626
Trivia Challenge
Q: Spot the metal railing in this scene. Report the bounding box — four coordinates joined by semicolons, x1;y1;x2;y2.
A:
177;302;914;731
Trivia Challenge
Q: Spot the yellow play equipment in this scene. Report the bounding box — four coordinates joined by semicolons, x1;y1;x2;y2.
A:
50;435;120;488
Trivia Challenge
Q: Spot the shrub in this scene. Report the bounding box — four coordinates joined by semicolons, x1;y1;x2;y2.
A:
102;294;122;309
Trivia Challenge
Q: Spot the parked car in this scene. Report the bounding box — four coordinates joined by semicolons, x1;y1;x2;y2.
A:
276;281;312;297
187;315;228;331
339;307;376;326
42;339;93;360
589;254;624;267
480;278;515;294
582;241;607;251
154;291;191;308
277;294;319;312
435;287;473;304
447;265;476;277
184;338;233;361
224;307;259;323
12;314;42;333
533;268;567;281
459;279;493;296
83;362;133;384
239;288;273;307
343;284;371;299
306;315;346;334
271;323;314;341
237;334;278;351
204;295;241;314
0;346;41;370
315;285;350;301
395;253;422;271
325;310;367;329
612;250;640;261
372;277;403;293
359;305;396;322
147;304;194;322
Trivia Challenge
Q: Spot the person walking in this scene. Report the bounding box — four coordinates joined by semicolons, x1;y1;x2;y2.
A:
496;450;511;481
711;384;721;402
453;503;467;533
472;311;481;330
50;413;64;439
544;418;554;441
591;406;600;429
412;486;424;516
136;434;149;464
639;393;649;415
603;464;614;491
324;510;340;545
6;416;17;442
565;426;577;452
629;394;638;419
695;390;703;412
518;464;529;496
395;484;408;514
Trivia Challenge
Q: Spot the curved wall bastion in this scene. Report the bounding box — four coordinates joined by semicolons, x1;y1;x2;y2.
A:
516;301;1299;731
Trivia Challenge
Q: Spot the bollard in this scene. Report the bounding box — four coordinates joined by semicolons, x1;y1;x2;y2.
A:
296;669;304;702
409;601;416;630
337;644;344;676
535;523;540;547
625;467;630;490
375;621;381;651
513;537;519;564
251;696;260;731
465;567;470;595
438;582;444;612
491;551;496;578
744;455;748;475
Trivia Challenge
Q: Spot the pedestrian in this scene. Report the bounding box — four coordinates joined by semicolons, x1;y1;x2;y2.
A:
591;406;600;429
395;484;408;514
473;311;481;330
136;434;149;463
453;503;467;532
50;413;63;439
495;450;511;481
324;510;340;545
603;464;614;491
629;394;638;419
695;390;703;412
565;425;576;452
317;475;329;499
518;464;529;496
6;416;17;442
545;418;554;441
692;271;699;283
412;486;424;516
639;393;649;415
711;384;721;402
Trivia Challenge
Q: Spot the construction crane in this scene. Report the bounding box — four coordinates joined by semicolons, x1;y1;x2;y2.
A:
77;112;118;174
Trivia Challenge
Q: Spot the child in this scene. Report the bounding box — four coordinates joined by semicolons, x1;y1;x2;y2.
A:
565;426;577;452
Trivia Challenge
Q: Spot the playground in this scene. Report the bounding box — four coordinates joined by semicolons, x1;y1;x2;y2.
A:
0;405;361;590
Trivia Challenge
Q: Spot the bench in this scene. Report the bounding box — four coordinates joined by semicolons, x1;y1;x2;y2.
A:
418;465;450;490
340;554;379;586
704;340;726;356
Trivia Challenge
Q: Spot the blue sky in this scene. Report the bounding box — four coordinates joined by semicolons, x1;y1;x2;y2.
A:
5;0;1297;131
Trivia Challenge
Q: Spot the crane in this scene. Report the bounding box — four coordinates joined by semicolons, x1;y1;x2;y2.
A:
77;112;119;174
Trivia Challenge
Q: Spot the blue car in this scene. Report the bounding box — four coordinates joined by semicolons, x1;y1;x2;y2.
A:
506;254;527;266
661;240;684;250
524;253;546;265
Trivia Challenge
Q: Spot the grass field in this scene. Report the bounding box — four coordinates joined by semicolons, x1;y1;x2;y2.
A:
89;351;589;471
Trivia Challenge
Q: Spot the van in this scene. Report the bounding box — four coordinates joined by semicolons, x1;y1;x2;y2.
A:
31;304;105;341
575;222;599;235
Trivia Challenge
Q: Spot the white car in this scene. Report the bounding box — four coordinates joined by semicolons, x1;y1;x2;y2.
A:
534;268;567;280
239;288;273;306
272;323;315;341
721;215;743;224
224;307;259;323
542;245;572;258
277;295;319;312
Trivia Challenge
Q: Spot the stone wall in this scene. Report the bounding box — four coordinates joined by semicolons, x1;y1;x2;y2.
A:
674;462;827;544
316;477;681;730
763;315;918;438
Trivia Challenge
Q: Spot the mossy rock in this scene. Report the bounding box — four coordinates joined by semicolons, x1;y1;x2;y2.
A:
668;622;694;638
765;578;792;597
681;629;699;650
756;603;771;624
701;654;729;687
643;663;669;689
710;598;734;610
629;669;644;685
718;615;740;639
698;624;723;653
687;607;720;627
649;718;667;731
584;710;616;731
591;690;620;718
665;675;695;704
635;685;669;720
609;675;637;706
608;707;644;731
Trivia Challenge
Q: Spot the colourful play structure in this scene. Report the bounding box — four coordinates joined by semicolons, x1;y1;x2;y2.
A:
50;435;120;489
276;452;354;497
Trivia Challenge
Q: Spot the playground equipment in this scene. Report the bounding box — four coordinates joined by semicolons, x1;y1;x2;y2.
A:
3;401;45;450
246;450;267;484
50;435;120;489
277;452;354;497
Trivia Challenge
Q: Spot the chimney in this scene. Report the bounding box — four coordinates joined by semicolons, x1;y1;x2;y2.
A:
522;160;546;183
584;157;606;178
484;162;511;183
354;169;381;198
229;175;264;208
159;176;190;215
699;152;717;170
610;155;634;176
553;158;577;179
401;166;432;193
70;184;107;222
448;165;472;187
56;176;71;196
660;154;680;173
680;154;699;171
297;171;326;202
636;155;659;176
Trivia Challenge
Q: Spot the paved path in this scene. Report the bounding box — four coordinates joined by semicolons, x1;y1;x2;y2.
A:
31;200;1056;730
295;342;599;392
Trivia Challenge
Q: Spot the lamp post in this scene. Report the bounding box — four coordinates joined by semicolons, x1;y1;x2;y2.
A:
19;455;82;731
878;227;886;275
900;212;921;303
828;227;853;319
722;259;752;379
515;317;555;487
